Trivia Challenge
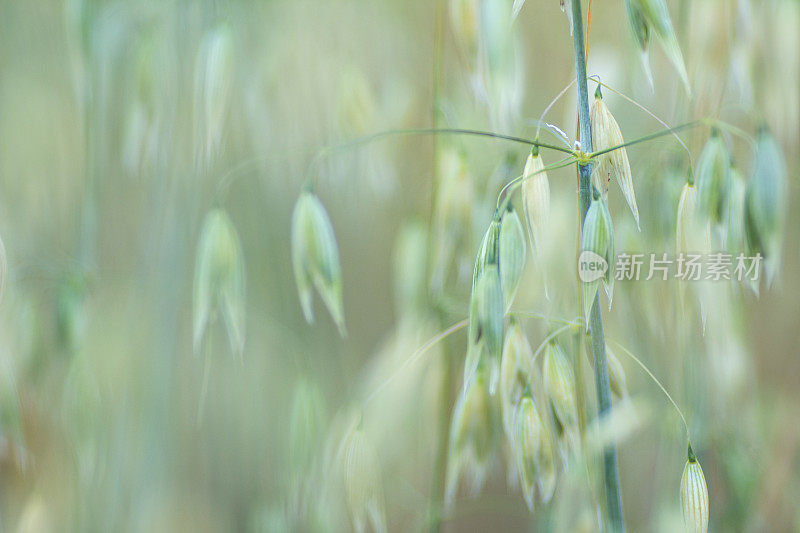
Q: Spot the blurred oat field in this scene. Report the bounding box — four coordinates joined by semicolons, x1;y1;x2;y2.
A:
0;0;798;531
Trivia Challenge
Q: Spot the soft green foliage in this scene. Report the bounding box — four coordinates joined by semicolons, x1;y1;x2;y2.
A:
1;0;797;531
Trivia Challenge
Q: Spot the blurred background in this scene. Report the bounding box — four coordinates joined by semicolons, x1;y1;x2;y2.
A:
0;0;798;531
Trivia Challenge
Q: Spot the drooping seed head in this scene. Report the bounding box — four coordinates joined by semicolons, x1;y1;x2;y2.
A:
515;395;543;510
521;149;551;257
465;215;505;393
446;372;496;506
291;190;346;337
590;87;640;229
696;132;731;225
543;342;578;452
580;195;614;321
744;127;787;288
680;443;709;533
676;179;710;255
476;263;505;392
500;320;533;439
472;213;502;290
193;208;246;358
193;25;234;170
623;0;653;86
499;205;526;311
344;427;387;533
631;0;690;92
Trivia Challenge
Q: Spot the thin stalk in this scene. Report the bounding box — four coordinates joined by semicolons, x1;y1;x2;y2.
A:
570;0;624;531
609;340;690;437
588;120;701;158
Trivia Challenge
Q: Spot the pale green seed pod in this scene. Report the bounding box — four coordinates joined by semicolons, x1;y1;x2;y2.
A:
476;263;504;393
500;320;533;440
193;25;233;170
446;372;495;506
465;215;503;392
543;342;578;453
745;128;787;287
472;214;501;290
521;149;551;257
634;0;690;92
680;444;709;533
193;209;246;358
623;0;653;87
696;132;731;225
580;195;614;321
591;87;640;229
344;428;387;533
291;190;346;337
515;395;543;510
499;205;526;311
676;179;703;254
676;177;711;309
453;373;494;461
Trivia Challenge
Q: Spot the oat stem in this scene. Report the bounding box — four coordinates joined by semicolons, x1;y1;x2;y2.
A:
588;120;702;158
571;0;624;530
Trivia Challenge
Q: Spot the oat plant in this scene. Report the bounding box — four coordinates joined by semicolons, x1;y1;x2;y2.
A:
283;0;789;527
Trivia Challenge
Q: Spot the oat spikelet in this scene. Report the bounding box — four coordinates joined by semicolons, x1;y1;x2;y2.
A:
521;149;551;256
499;205;526;311
590;86;639;229
291;189;346;337
745;127;788;288
515;395;543;510
543;342;578;455
680;443;709;533
193;209;246;358
580;194;614;320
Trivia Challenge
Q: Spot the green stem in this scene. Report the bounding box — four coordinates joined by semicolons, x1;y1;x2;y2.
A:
588;120;701;158
571;0;624;531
